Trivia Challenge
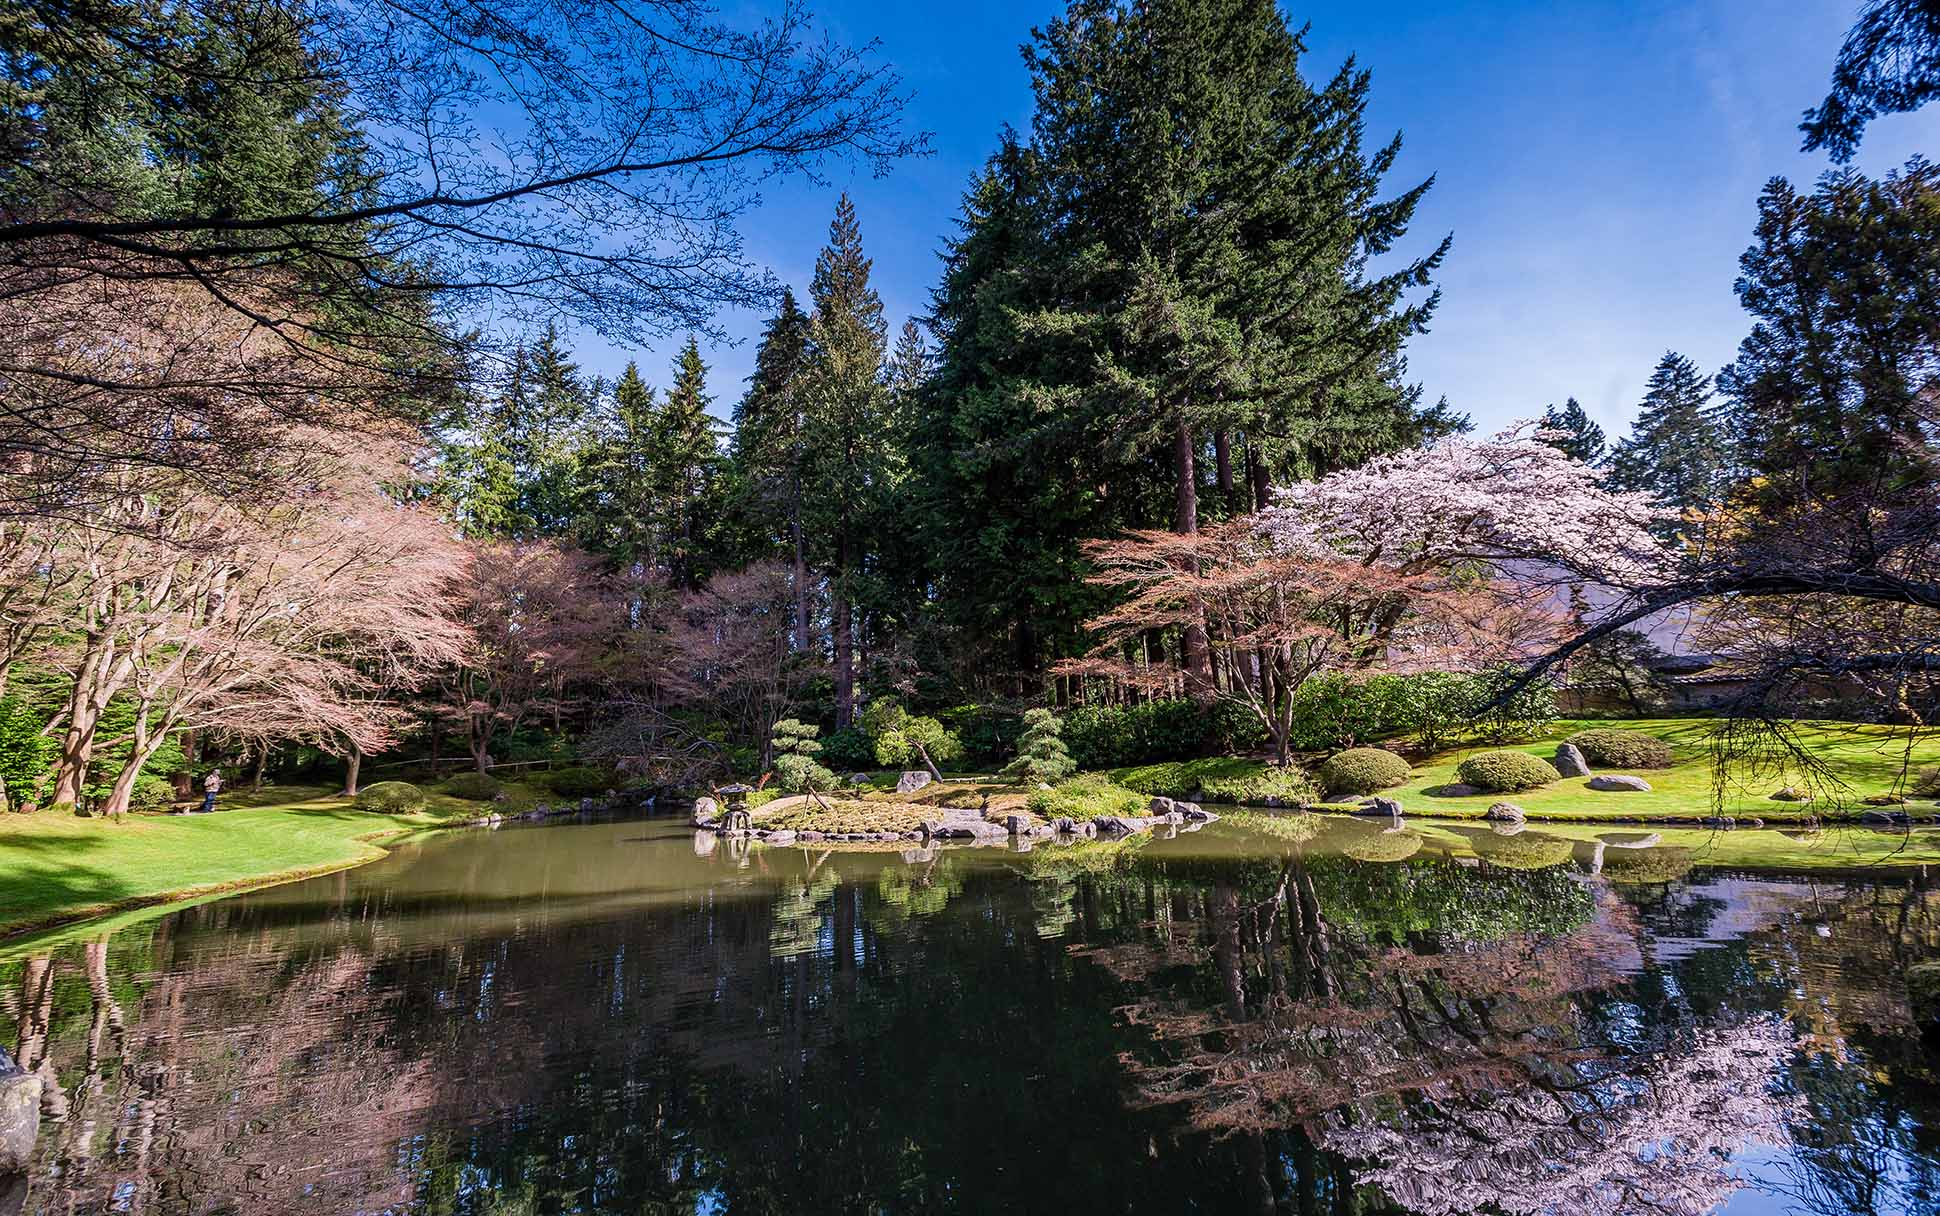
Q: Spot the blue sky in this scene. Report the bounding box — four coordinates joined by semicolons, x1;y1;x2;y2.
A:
588;0;1940;441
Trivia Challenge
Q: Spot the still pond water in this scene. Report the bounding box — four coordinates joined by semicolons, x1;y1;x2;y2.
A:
6;811;1940;1215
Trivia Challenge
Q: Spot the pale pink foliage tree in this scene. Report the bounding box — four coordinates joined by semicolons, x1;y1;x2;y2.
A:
43;432;472;816
451;542;625;774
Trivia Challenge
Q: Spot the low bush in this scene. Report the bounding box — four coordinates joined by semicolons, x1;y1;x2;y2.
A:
1109;758;1311;804
817;726;875;772
128;773;175;811
1456;750;1562;793
1200;765;1312;805
1026;773;1148;822
1316;747;1411;796
543;766;615;798
443;772;504;801
356;781;426;814
1565;728;1674;769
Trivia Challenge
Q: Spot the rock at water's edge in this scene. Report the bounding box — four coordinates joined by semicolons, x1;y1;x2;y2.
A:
1588;775;1652;792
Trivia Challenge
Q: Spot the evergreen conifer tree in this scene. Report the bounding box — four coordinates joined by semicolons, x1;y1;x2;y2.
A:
730;289;816;647
1608;352;1730;536
1537;398;1607;464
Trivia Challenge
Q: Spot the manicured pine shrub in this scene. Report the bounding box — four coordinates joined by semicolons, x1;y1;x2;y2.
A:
356;781;427;813
1455;750;1562;793
1565;728;1674;769
1316;747;1412;795
1003;709;1077;783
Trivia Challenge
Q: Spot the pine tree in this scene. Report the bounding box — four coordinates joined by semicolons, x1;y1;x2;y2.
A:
1718;160;1940;502
916;0;1447;685
578;362;660;564
650;338;725;588
1537;398;1607;464
1608;352;1730;535
729;289;815;647
799;194;895;726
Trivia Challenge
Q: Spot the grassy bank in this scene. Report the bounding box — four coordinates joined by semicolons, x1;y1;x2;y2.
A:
1108;718;1939;823
0;780;542;939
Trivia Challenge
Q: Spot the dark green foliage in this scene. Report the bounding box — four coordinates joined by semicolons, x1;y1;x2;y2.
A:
934;705;1026;768
916;0;1450;677
0;695;57;809
1606;352;1730;534
543;767;616;799
1719;158;1940;499
1455;750;1562;793
1283;671;1556;752
1802;0;1940;161
1564;630;1675;715
1114;758;1310;804
1060;700;1217;769
1537;398;1606;464
443;773;505;802
1566;728;1675;769
818;727;876;772
1316;747;1411;795
356;782;427;813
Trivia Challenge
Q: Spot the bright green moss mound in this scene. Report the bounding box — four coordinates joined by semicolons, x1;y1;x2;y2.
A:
1317;748;1411;796
1456;750;1561;793
1566;728;1674;769
1027;773;1148;821
354;781;426;813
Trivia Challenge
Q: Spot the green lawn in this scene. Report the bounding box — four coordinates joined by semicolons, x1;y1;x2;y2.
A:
1388;718;1938;822
0;779;543;938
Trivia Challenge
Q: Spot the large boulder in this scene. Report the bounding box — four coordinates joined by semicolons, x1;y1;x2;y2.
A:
0;1050;40;1175
1484;801;1526;825
896;771;933;794
1588;775;1652;792
1552;743;1592;778
1148;796;1177;815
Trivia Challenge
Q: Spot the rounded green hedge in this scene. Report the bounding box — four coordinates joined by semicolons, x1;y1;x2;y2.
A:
355;781;427;814
1456;750;1561;793
443;772;504;801
1566;728;1673;769
543;766;616;798
1317;747;1411;795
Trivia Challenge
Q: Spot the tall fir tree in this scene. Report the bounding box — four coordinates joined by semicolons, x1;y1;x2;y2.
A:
1537;398;1607;464
799;194;895;725
649;338;726;589
1608;352;1731;537
915;0;1448;686
578;362;661;564
729;289;816;648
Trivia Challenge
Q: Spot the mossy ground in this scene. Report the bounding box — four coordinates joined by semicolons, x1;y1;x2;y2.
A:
0;779;548;938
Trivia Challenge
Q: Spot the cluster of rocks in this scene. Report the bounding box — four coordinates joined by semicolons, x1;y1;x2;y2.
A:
466;790;629;829
1554;741;1659;792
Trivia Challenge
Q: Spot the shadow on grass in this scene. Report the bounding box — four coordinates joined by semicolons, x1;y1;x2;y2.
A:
0;860;139;928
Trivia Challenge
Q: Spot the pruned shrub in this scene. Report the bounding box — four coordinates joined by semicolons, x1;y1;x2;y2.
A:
817;726;875;772
356;781;426;814
1566;728;1674;770
443;772;504;801
543;766;615;798
128;773;175;811
1456;750;1561;793
1004;708;1077;783
1317;747;1411;796
771;720;836;794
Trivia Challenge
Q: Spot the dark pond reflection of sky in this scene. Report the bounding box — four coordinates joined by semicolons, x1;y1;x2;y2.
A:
5;812;1940;1216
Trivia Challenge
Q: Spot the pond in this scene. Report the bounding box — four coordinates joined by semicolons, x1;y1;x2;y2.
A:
5;811;1940;1215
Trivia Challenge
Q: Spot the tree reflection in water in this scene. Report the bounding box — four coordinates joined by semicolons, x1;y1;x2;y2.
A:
0;818;1938;1215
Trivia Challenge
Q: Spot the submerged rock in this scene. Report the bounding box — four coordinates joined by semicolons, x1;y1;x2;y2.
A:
0;1049;40;1175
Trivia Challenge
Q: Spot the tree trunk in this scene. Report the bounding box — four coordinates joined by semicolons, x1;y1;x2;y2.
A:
791;511;812;653
250;748;267;790
833;537;854;728
342;742;364;797
1173;422;1215;700
1247;438;1271;511
1215;430;1233;497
